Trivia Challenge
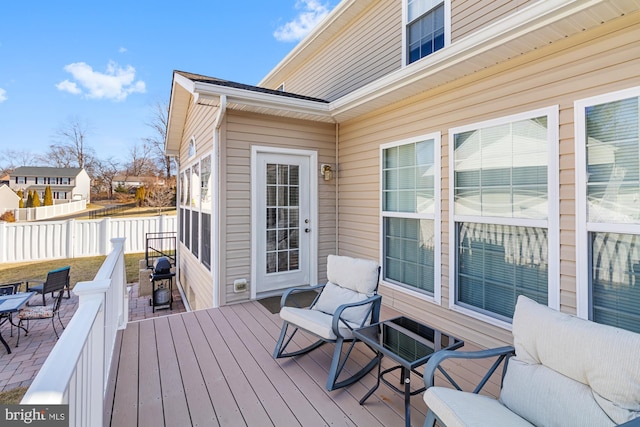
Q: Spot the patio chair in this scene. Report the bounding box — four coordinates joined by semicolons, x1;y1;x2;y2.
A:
15;285;66;347
422;295;640;427
273;254;381;391
25;266;71;306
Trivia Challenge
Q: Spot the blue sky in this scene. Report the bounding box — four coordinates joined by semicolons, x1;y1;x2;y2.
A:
0;0;338;165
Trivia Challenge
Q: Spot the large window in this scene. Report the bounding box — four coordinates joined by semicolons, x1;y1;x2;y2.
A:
405;0;448;65
576;87;640;333
381;134;440;300
179;153;213;270
450;107;559;324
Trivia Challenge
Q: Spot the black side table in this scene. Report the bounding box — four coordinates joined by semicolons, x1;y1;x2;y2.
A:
354;316;464;427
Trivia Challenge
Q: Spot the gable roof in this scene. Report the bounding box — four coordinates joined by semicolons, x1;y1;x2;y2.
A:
11;167;84;178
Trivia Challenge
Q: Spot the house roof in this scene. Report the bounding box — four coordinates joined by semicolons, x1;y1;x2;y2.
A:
166;71;334;155
11;167;84;178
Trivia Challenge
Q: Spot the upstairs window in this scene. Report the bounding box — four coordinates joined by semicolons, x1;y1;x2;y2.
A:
406;0;447;65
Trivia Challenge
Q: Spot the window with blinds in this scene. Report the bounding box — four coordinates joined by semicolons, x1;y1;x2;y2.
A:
581;93;640;332
451;108;557;322
382;135;440;297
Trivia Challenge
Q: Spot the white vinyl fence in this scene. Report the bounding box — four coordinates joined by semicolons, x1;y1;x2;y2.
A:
11;199;87;222
0;215;176;263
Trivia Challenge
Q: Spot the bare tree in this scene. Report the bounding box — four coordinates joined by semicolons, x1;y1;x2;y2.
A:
92;157;121;199
0;149;34;175
41;116;97;175
143;100;174;179
124;141;158;177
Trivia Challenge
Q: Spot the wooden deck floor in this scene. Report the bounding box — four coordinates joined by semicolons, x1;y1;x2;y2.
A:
105;301;502;427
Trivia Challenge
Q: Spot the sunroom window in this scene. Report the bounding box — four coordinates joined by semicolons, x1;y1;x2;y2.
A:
382;134;439;297
451;108;558;323
576;88;640;333
406;0;446;64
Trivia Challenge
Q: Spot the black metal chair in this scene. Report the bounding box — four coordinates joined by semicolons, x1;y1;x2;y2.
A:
25;266;71;306
16;287;66;346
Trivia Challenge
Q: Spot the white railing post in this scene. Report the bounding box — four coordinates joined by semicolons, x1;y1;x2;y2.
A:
67;219;75;259
0;221;5;263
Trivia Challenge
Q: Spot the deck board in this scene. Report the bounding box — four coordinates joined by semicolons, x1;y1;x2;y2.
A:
107;301;502;427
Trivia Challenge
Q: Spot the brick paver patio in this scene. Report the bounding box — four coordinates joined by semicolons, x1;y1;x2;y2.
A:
0;283;185;393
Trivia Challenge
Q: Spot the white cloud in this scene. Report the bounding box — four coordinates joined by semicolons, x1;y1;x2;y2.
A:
0;88;6;102
274;0;331;42
119;47;127;53
56;60;146;101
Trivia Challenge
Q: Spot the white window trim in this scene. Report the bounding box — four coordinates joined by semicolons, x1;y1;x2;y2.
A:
574;86;640;320
448;106;560;330
401;0;452;67
379;132;442;305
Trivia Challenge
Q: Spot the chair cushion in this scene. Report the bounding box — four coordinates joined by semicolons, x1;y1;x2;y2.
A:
18;305;54;320
424;387;534;427
502;295;640;425
326;255;379;294
280;306;357;340
312;282;370;325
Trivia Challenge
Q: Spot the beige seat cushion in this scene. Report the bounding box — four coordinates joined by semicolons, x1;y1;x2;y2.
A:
280;306;358;340
503;296;640;425
424;387;533;427
326;255;379;294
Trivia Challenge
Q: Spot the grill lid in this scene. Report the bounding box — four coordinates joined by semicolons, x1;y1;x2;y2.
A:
152;257;172;275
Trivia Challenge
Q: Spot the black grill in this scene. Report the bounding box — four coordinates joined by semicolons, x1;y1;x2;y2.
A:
151;257;173;279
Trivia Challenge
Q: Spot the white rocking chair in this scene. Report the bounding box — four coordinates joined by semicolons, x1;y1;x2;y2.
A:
273;255;381;391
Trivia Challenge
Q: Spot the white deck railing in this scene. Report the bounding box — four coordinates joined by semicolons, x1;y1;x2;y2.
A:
21;238;129;427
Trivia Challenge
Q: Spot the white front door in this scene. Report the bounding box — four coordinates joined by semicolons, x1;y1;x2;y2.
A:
253;150;315;296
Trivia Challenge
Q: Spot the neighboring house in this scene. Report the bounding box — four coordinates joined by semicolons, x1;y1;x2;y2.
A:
9;166;91;203
166;0;640;350
112;175;166;191
0;174;10;187
0;184;20;213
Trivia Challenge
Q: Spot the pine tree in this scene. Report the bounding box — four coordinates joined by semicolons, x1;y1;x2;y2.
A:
32;191;41;207
16;190;24;208
135;186;146;207
26;190;33;208
44;186;54;206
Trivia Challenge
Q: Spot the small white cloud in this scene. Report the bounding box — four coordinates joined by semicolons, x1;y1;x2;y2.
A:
56;60;146;101
119;47;127;53
0;88;6;102
274;0;331;42
55;80;82;95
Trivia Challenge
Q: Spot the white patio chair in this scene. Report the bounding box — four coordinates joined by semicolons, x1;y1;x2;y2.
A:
273;254;381;391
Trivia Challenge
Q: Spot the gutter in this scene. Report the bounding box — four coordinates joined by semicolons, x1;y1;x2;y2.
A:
212;95;226;308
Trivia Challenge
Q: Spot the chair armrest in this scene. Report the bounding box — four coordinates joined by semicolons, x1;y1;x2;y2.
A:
25;279;45;290
279;284;324;308
423;345;515;392
331;294;382;337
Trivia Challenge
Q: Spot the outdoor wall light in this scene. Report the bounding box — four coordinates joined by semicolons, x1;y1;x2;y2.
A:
321;164;334;181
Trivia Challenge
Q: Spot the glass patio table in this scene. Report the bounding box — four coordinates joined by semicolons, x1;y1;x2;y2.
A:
0;292;34;354
354;316;464;427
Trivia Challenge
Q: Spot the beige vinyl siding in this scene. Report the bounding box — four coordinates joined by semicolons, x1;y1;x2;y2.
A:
178;100;217;310
273;1;402;101
451;0;536;41
337;12;640;349
223;111;336;304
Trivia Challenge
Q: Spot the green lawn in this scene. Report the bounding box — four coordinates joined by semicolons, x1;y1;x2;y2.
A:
0;253;145;288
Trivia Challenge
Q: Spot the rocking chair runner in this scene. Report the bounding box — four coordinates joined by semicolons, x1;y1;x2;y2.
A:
273;255;382;391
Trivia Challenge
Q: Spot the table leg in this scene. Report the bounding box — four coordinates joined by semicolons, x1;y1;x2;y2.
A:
0;330;11;354
403;368;411;427
359;352;383;405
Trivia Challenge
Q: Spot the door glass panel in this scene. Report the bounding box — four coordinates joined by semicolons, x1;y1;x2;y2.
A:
266;163;300;273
